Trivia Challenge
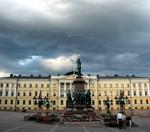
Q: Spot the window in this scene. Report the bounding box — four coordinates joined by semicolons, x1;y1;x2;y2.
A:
29;92;32;96
11;92;14;96
0;99;1;104
92;100;95;105
104;84;107;88
35;84;38;88
0;83;3;87
66;83;70;91
24;84;26;88
92;92;94;96
133;83;136;88
53;92;56;96
61;100;63;105
23;92;26;96
111;100;113;105
141;107;143;109
140;99;143;104
17;100;20;105
35;91;37;96
98;93;101;96
144;83;147;88
139;91;142;96
60;83;64;95
47;84;50;88
10;100;13;104
29;84;32;88
41;84;44;88
29;100;31;105
47;93;49;97
145;91;148;96
134;91;136;96
5;99;7;104
127;84;130;88
0;91;2;96
5;91;8;96
6;84;9;87
23;100;25;105
146;99;149;104
18;92;20;96
53;100;56;105
110;84;112;88
128;100;130;104
134;99;137;104
139;83;141;88
128;91;130;96
99;100;101;105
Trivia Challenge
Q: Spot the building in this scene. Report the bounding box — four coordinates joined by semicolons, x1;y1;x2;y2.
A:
0;73;150;114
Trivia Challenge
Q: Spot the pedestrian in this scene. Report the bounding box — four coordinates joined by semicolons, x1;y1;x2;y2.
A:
117;112;123;129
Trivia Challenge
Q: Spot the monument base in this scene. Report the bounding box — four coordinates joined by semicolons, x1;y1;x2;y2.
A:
63;105;99;122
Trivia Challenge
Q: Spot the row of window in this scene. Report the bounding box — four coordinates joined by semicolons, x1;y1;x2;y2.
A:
0;91;14;96
1;82;148;89
0;83;50;88
18;83;50;88
92;99;149;105
0;99;149;106
0;99;63;106
98;83;148;88
94;90;148;96
0;90;148;97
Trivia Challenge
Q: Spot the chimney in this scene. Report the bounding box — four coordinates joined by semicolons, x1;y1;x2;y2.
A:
10;74;13;78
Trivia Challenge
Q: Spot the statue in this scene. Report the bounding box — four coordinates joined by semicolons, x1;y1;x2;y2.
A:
66;90;72;106
85;90;91;106
77;58;81;76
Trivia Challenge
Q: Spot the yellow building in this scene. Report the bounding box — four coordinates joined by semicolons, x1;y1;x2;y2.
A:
0;73;150;114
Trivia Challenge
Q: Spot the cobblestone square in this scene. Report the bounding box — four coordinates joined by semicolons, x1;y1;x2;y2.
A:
0;111;150;132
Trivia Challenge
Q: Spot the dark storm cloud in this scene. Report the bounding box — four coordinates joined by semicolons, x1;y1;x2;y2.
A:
0;0;150;76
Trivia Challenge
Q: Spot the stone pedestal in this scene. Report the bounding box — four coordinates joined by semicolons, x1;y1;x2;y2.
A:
63;75;98;121
73;76;85;92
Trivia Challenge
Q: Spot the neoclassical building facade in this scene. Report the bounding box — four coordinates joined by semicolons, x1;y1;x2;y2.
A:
0;73;150;112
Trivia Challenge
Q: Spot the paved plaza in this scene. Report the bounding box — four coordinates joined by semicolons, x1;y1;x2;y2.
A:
0;111;150;132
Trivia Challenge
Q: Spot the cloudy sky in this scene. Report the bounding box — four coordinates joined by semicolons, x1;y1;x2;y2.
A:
0;0;150;77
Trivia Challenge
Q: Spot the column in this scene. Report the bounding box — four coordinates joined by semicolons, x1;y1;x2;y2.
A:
136;83;139;96
8;83;11;97
14;84;16;97
2;84;6;97
64;82;66;97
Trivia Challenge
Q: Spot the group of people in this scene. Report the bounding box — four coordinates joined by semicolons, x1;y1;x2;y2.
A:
117;112;127;129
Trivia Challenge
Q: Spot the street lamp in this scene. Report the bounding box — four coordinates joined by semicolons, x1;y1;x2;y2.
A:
103;96;111;113
33;92;50;117
115;90;128;113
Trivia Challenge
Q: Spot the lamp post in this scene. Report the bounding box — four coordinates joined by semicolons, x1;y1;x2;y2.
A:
103;96;111;113
33;92;50;117
115;90;128;113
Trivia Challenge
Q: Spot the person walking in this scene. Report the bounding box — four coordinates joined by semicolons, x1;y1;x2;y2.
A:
117;112;123;129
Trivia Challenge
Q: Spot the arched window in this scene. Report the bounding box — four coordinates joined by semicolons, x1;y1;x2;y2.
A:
5;99;7;104
10;100;13;104
134;99;137;104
